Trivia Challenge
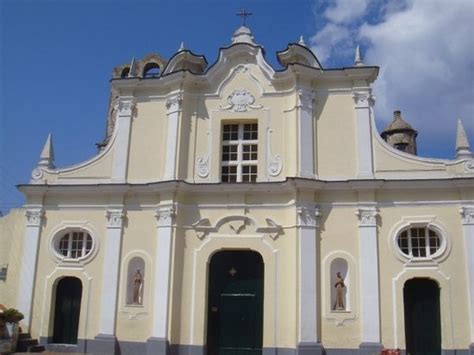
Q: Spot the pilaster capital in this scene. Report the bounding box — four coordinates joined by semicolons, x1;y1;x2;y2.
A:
25;208;44;227
106;209;126;229
460;206;474;225
155;205;176;227
114;96;136;117
296;205;320;228
296;88;315;111
356;207;378;227
166;93;183;114
352;90;375;108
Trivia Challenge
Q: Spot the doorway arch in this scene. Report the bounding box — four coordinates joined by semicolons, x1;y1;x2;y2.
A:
403;278;441;355
52;277;82;344
206;250;264;355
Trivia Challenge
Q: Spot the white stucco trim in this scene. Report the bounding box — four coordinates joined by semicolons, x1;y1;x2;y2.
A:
98;209;126;335
460;206;474;342
39;269;93;342
391;269;455;349
356;207;380;343
17;208;44;331
388;216;451;266
190;233;278;348
47;221;100;267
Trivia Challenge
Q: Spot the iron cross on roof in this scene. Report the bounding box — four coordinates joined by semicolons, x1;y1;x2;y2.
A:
236;8;252;26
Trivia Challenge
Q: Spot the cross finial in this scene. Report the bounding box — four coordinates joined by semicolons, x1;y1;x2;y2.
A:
236;8;252;26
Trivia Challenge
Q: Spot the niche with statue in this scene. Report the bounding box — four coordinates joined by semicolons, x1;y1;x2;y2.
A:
126;257;145;306
330;258;349;312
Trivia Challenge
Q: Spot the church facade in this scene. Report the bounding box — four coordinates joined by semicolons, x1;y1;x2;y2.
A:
1;25;474;355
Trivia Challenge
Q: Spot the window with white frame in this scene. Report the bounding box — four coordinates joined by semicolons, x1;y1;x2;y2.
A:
221;123;258;182
397;226;441;258
57;231;93;259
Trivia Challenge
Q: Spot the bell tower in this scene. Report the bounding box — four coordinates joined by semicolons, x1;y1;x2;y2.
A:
381;110;418;155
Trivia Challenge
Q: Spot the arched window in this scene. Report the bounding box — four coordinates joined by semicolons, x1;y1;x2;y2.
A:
330;258;349;311
120;67;130;78
143;62;160;78
126;257;145;305
397;226;442;258
56;231;93;259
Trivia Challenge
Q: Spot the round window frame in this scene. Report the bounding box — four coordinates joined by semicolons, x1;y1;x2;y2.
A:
49;224;99;266
391;219;450;264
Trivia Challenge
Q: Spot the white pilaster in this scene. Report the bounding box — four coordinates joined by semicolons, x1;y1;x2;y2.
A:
296;205;320;345
151;205;175;338
461;206;474;343
356;207;381;344
17;208;44;331
163;94;182;181
352;91;375;179
296;89;316;179
98;209;126;335
111;96;135;182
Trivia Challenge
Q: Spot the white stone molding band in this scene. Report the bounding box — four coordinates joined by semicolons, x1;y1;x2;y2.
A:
163;94;183;180
296;89;315;178
151;205;175;338
98;209;126;335
356;207;381;344
352;90;375;179
297;205;320;344
461;206;474;342
112;96;136;182
17;208;44;331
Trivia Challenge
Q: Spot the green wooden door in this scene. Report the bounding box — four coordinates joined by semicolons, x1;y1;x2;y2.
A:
52;277;82;344
207;251;264;355
403;278;441;355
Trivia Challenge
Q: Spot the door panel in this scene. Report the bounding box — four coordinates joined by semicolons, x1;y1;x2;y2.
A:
52;277;82;344
403;278;441;355
207;251;264;355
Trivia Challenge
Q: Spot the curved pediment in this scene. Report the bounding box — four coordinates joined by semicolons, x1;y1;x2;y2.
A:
162;49;207;75
277;43;322;69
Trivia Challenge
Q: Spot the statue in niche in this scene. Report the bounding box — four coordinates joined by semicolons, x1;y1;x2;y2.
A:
132;269;143;305
333;272;345;311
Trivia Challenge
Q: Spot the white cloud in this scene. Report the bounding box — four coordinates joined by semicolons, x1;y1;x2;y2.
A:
360;0;474;157
311;0;474;158
324;0;371;24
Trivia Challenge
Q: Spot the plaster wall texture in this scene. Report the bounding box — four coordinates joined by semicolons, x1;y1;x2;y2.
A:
0;209;26;308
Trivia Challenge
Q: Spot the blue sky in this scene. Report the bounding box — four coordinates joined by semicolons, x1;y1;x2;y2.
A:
1;0;473;213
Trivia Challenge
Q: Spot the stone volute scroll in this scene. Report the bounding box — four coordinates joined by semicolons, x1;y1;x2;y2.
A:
196;130;211;178
351;90;375;109
267;128;283;177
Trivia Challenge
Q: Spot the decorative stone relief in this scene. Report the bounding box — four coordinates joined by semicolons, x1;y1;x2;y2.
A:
296;205;320;228
267;128;282;177
352;91;375;108
166;94;183;114
192;218;216;239
256;218;283;240
155;205;175;226
25;208;44;227
460;206;474;225
106;209;126;229
465;160;474;172
31;168;44;181
219;89;263;112
115;97;136;117
356;208;378;226
196;130;211;178
296;89;315;111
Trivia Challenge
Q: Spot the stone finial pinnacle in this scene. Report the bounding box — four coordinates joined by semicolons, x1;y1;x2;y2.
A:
299;35;306;46
355;45;364;66
38;133;55;169
456;119;472;158
178;41;185;52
